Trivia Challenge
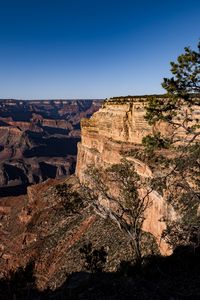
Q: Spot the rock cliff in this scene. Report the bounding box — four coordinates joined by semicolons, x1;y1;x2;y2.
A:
76;96;180;255
0;96;166;290
76;97;150;179
0;95;199;292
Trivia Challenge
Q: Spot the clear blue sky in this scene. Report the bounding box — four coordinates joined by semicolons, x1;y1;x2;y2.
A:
0;0;199;99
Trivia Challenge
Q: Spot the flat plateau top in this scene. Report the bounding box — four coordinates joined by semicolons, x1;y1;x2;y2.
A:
106;94;200;104
105;94;165;104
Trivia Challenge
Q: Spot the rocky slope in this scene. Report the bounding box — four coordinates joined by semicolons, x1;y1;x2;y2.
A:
0;96;162;291
0;176;153;291
0;99;102;196
0;95;199;294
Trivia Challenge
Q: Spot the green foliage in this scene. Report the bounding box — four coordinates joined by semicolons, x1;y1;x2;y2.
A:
145;41;199;129
142;133;170;152
84;160;151;264
145;96;178;125
79;242;107;273
142;41;200;251
122;147;170;168
162;217;200;251
55;183;84;214
108;161;140;209
162;42;200;98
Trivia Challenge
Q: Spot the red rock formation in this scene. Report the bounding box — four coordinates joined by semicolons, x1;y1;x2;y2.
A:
0;176;139;290
0;95;198;291
76;96;199;255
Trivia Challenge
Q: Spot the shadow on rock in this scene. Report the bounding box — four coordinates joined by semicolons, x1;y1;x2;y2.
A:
0;245;200;299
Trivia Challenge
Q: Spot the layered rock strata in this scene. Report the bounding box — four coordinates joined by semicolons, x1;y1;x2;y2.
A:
0;177;146;290
0;95;199;291
76;96;182;255
0;99;102;196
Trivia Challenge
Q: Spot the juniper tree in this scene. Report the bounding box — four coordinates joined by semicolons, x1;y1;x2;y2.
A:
145;41;199;136
83;160;151;264
144;41;200;250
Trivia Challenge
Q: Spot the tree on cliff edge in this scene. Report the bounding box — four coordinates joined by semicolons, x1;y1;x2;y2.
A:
83;160;152;264
144;41;199;130
143;41;200;251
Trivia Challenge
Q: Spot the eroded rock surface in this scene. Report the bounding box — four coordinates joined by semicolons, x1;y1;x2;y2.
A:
0;177;155;290
0;99;102;196
1;95;199;292
76;96;183;255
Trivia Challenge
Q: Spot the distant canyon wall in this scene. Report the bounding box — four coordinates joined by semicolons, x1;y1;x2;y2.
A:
0;99;102;196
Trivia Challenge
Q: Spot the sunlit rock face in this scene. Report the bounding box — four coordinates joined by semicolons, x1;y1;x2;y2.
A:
77;100;140;179
76;96;173;180
76;96;200;181
76;96;180;255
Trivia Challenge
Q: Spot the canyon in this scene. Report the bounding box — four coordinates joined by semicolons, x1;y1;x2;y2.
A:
0;95;199;295
0;99;102;197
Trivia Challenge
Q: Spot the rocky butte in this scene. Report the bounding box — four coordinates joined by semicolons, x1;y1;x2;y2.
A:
0;95;199;292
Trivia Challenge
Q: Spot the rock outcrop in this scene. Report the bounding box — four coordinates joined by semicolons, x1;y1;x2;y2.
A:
76;96;182;255
0;95;199;292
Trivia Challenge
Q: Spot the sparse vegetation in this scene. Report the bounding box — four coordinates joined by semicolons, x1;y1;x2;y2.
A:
83;160;152;265
55;183;84;214
144;41;200;250
79;242;107;273
142;132;170;153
